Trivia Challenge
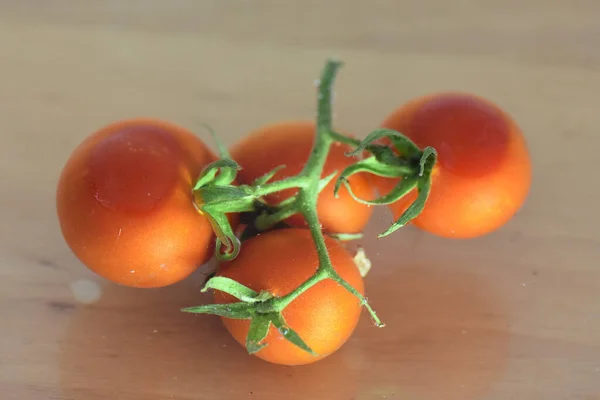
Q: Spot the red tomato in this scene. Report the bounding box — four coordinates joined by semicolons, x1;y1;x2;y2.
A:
230;121;375;234
214;228;364;366
56;118;219;288
376;93;532;239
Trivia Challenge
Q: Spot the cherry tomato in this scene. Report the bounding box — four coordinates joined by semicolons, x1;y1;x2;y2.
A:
56;118;218;288
376;93;532;239
229;121;375;234
214;228;364;366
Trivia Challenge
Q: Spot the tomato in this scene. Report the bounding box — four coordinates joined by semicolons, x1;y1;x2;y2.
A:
214;228;364;366
376;93;532;239
229;121;375;234
56;118;219;288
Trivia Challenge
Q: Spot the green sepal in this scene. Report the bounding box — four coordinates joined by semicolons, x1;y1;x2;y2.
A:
346;174;419;207
333;156;413;200
271;314;317;356
369;144;415;167
333;156;419;207
317;170;338;193
193;158;241;190
214;160;242;186
345;128;421;160
194;122;241;189
210;211;241;261
418;146;436;176
252;164;287;186
328;232;364;241
203;123;239;185
202;276;257;299
202;276;274;304
253;291;275;302
376;175;419;206
194;185;257;261
202;123;231;160
246;314;272;354
378;146;437;237
180;302;253;319
197;204;241;261
198;185;255;210
194;183;261;262
193;165;218;191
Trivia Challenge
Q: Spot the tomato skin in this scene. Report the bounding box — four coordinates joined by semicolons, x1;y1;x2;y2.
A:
214;228;364;366
56;118;218;288
377;93;532;239
229;121;375;234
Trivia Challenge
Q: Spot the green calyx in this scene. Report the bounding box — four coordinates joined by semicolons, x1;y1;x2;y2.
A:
185;58;435;358
181;275;316;355
333;128;438;237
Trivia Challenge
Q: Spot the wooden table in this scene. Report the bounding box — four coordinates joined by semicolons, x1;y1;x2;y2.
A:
1;2;599;399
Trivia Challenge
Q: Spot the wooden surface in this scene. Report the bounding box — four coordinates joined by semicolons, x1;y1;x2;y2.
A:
1;1;599;399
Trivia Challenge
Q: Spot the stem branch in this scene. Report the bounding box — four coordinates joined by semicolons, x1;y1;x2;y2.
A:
267;59;384;328
252;176;306;197
191;59;391;358
275;268;329;311
329;130;362;147
254;199;299;231
328;270;385;327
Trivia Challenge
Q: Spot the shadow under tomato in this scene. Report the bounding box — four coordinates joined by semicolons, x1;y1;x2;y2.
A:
59;271;359;400
339;261;511;400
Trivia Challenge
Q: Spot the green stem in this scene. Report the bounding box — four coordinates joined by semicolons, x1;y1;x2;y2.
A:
297;61;341;179
293;61;341;275
251;176;306;197
301;197;333;269
329;130;362;147
275;268;329;311
328;270;385;327
315;60;341;132
191;59;387;358
254;200;299;231
268;59;383;327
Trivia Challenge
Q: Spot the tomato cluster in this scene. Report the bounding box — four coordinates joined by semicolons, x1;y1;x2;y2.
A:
56;65;531;366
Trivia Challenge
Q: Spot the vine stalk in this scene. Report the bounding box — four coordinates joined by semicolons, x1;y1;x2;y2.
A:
182;58;437;355
254;59;384;326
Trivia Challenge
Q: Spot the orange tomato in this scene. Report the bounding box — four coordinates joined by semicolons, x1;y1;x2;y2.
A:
56;118;218;288
229;121;375;234
214;228;364;366
376;93;532;239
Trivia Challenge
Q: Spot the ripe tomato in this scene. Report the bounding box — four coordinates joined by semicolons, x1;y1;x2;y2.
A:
214;228;364;366
229;121;375;234
56;118;218;288
376;93;532;239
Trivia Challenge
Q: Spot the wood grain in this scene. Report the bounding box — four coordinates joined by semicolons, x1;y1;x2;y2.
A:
1;1;599;399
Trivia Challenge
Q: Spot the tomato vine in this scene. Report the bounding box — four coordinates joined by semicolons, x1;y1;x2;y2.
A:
182;59;438;356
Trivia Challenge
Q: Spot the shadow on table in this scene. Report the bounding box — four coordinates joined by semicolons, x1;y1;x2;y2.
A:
59;260;510;400
58;271;359;400
344;261;511;400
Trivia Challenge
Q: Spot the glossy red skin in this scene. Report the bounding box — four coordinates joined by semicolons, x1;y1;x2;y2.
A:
56;118;218;288
230;121;375;234
214;228;364;366
376;93;532;239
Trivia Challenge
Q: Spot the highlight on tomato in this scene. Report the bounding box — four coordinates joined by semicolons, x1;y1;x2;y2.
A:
213;228;364;366
56;118;219;288
229;120;376;234
375;92;532;239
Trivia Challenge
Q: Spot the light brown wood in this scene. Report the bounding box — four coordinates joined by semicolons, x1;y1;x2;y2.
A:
1;1;599;399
